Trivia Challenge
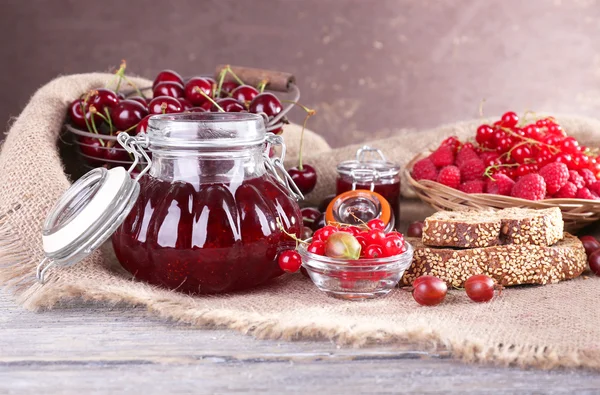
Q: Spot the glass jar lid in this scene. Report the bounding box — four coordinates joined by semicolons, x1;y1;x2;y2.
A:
37;133;150;283
337;146;400;183
147;112;266;149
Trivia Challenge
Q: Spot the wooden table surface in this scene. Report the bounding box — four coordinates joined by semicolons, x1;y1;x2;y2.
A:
2;292;600;394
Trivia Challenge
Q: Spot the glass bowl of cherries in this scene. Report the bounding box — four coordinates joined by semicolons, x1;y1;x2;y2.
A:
290;219;414;300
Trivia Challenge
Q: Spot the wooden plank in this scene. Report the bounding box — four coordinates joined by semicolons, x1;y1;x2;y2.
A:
2;292;600;394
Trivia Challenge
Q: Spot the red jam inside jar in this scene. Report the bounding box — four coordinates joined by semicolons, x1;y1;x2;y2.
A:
111;113;302;294
335;146;401;225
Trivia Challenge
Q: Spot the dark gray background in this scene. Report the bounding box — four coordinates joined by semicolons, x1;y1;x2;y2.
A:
2;0;600;147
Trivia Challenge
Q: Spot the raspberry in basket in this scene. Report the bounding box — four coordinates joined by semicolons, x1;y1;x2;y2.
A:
437;165;461;189
569;170;585;189
458;158;485;182
455;145;479;167
579;168;597;187
486;173;515;196
576;187;599;200
538;162;569;195
429;146;455;167
412;158;438;181
459;180;484;194
555;182;577;198
511;173;546;200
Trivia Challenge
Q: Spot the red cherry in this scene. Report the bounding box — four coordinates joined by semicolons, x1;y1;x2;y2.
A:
476;125;495;147
218;81;240;98
412;276;447;306
111;99;148;131
88;88;120;113
464;274;496;303
178;97;194;111
500;111;519;127
213;98;245;113
68;99;88;129
313;225;338;242
104;141;130;163
147;96;183;115
85;110;106;133
278;250;302;273
367;219;385;231
153;69;184;89
231;85;259;105
126;96;147;108
135;115;151;135
364;244;384;258
153;81;185;99
249;93;283;118
300;207;321;227
307;240;325;255
589;249;600;275
407;222;424;238
184;77;213;106
580;236;600;257
187;107;208;113
78;136;105;163
288;165;318;195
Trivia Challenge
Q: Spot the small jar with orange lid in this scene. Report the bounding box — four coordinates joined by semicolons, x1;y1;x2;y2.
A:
335;146;401;228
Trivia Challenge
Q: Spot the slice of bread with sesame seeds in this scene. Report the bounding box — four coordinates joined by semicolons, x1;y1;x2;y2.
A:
402;233;586;287
421;207;563;248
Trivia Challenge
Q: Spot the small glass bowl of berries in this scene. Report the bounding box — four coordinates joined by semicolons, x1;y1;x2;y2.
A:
296;219;414;300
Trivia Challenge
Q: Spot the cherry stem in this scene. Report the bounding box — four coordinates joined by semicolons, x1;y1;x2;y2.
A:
257;79;269;93
195;87;223;112
121;122;138;134
103;108;114;135
223;65;245;85
281;100;316;170
215;68;227;98
276;217;309;245
122;75;146;99
87;108;105;147
113;60;127;92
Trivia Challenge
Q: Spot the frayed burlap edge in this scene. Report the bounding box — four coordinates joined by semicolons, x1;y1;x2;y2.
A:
2;215;599;372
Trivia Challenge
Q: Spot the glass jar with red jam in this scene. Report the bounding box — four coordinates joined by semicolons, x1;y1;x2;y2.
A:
336;146;401;226
38;113;303;294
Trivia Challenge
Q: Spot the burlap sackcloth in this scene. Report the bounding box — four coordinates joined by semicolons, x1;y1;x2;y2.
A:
1;73;600;371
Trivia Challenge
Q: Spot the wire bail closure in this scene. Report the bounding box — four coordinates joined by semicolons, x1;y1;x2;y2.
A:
349;146;387;191
263;133;304;201
117;132;152;180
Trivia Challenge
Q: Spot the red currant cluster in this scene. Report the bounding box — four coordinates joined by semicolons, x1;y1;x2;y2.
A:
412;111;600;200
579;235;600;276
411;274;499;306
277;219;407;273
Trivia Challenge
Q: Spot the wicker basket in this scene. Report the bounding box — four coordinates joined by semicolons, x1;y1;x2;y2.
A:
405;152;600;232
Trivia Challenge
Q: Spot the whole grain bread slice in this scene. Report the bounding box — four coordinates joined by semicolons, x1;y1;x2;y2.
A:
421;207;564;248
402;233;586;287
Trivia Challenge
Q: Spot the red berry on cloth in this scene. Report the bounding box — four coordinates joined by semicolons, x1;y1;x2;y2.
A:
459;180;485;194
569;170;586;189
576;187;599;200
486;174;515;195
429;146;455;168
436;165;461;189
554;181;577;198
455;145;479;168
412;158;438;181
538;162;569;195
458;158;485;182
511;173;546;200
579;168;597;186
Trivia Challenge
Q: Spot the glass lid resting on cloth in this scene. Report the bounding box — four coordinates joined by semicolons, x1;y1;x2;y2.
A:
37;133;149;283
336;145;400;190
37;113;302;283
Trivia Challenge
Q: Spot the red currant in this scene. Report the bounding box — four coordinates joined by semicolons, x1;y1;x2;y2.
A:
364;244;384;259
559;137;580;154
313;225;338;242
365;229;386;246
496;137;514;154
278;250;302;273
547;123;566;137
412;276;447;306
382;234;404;256
307;240;325;255
367;219;386;231
523;124;541;140
500;111;519;127
510;145;532;164
464;274;496;302
355;234;368;255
